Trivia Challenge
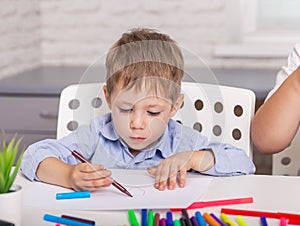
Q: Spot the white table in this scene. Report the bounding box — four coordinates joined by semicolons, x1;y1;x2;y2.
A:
16;173;300;226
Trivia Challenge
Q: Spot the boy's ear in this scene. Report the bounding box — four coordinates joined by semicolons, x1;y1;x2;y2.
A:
103;85;112;109
170;94;184;117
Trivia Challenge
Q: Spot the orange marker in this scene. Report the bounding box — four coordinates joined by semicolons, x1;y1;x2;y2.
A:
203;212;221;226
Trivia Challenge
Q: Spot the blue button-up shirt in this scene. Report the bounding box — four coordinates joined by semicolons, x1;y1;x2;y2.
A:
21;113;255;181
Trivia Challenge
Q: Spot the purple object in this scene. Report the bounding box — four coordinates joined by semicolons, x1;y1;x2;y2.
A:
210;213;226;226
160;218;167;226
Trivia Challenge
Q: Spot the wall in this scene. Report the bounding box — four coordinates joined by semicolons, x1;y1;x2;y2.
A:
0;0;287;79
0;1;41;79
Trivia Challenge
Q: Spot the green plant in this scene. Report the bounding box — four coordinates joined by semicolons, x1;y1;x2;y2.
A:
0;135;23;193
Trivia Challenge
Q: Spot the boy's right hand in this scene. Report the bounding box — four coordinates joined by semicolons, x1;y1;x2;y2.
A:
69;163;114;191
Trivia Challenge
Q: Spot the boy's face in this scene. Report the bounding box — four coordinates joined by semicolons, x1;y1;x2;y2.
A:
104;84;182;155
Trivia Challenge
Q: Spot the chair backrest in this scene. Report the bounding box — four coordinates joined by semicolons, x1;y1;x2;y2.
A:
57;82;256;157
272;130;300;176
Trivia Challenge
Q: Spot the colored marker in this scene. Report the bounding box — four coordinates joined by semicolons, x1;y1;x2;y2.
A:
182;209;192;226
72;150;133;197
61;215;95;225
180;218;187;226
190;197;253;209
56;191;90;200
236;215;247;226
190;216;199;226
278;212;300;219
173;219;181;226
154;213;160;226
148;209;154;226
221;208;279;219
280;217;287;226
260;216;268;226
222;209;300;225
166;211;173;226
141;209;147;226
171;197;253;211
44;214;94;226
210;213;226;226
203;212;221;226
160;218;167;226
195;211;206;226
220;213;236;226
278;212;300;224
128;210;139;226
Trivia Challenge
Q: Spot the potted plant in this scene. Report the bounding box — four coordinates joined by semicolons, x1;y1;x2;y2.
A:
0;134;24;226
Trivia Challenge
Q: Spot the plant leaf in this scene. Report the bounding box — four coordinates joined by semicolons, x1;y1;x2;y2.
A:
3;136;16;182
4;137;21;181
0;171;5;193
0;133;24;193
0;148;4;179
5;150;23;192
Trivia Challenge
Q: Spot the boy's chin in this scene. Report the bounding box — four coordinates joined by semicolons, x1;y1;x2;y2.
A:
128;140;157;152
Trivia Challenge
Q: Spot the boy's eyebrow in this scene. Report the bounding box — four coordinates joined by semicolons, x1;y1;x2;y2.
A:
146;104;165;108
117;101;166;108
117;101;132;105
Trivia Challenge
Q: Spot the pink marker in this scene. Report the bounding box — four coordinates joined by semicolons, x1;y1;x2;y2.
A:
171;197;253;211
280;217;288;226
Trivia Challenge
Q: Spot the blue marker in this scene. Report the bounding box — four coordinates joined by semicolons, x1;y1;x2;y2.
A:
260;216;268;226
195;211;206;226
141;209;147;226
44;214;94;226
166;211;173;226
56;190;90;200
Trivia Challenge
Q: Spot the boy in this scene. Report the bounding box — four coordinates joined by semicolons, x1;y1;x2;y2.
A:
21;28;255;192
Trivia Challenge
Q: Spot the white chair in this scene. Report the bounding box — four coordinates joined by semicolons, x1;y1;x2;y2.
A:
57;82;256;158
272;130;300;176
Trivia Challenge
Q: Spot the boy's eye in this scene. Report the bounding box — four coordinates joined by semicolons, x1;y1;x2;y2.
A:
119;108;132;113
147;111;161;116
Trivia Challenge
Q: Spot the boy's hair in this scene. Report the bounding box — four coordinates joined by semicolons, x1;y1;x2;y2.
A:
105;28;184;103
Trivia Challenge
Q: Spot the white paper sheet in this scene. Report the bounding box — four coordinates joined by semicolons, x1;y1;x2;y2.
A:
23;170;212;210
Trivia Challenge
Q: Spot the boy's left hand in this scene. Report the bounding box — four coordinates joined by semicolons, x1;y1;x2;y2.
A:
147;150;214;191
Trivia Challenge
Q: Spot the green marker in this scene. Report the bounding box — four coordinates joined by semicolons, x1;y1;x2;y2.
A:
128;209;139;226
174;219;181;226
147;209;154;226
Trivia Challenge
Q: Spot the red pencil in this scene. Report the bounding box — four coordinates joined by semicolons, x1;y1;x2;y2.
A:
221;208;280;218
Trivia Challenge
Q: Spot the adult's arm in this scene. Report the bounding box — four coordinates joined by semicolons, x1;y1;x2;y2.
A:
251;66;300;154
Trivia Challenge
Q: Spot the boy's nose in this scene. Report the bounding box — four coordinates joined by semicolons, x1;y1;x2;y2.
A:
130;112;146;129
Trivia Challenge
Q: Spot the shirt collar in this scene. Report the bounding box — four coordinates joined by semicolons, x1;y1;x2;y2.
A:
98;113;119;141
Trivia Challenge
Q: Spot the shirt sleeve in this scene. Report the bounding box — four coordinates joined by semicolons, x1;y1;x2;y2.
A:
179;125;255;176
200;142;256;176
265;43;300;101
20;121;99;181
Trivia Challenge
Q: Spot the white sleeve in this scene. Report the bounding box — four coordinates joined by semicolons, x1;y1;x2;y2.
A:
265;43;300;101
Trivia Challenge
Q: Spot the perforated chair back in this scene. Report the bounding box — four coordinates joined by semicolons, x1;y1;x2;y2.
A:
57;82;256;157
272;130;300;176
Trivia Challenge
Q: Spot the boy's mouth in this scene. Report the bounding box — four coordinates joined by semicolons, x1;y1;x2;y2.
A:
129;136;146;142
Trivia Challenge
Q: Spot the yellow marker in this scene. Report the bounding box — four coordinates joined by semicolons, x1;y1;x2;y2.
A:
236;215;248;226
220;213;236;226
